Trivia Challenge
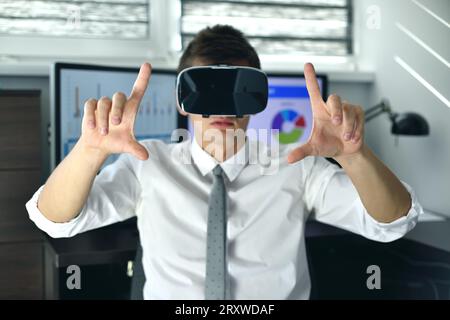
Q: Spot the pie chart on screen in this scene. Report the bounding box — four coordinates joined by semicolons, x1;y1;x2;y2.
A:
271;109;307;144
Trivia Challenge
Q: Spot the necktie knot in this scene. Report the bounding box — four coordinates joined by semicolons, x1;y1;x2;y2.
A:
212;165;223;177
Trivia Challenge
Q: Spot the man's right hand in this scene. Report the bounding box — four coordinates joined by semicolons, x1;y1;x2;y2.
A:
79;63;151;160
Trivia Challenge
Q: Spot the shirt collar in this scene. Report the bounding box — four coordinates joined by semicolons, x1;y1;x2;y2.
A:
191;137;249;182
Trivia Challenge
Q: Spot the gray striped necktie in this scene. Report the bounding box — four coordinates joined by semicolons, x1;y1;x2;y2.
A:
205;165;230;300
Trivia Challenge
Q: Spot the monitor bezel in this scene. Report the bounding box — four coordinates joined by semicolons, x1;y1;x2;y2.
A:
52;62;184;166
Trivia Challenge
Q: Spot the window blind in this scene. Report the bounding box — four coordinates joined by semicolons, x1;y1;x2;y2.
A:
0;0;150;39
181;0;353;56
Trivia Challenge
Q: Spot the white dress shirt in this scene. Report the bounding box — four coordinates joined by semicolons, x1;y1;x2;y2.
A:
26;139;423;299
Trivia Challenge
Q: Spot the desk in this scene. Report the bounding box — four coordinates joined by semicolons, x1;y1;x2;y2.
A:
405;220;450;253
44;220;139;299
307;221;450;299
44;218;450;299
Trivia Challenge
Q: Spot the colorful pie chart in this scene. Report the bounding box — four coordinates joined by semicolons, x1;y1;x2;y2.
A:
271;109;307;144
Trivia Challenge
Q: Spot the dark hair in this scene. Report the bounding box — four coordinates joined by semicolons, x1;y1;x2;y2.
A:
177;25;261;73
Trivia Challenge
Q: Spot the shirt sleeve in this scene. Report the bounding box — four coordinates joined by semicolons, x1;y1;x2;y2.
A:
301;156;424;243
25;153;141;238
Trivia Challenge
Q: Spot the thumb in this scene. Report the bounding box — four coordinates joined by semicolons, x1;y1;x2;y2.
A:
126;140;149;160
287;143;313;164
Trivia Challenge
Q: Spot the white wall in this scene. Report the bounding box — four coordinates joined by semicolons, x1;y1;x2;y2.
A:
355;0;450;216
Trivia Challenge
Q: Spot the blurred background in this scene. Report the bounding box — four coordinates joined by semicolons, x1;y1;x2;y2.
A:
0;0;449;300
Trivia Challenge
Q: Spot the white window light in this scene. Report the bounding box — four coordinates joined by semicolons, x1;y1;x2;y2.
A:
0;0;167;61
179;0;354;59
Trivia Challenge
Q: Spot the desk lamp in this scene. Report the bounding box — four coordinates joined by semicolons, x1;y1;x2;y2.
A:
365;99;429;136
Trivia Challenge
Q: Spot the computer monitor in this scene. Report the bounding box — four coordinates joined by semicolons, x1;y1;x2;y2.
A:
187;73;328;146
51;63;180;169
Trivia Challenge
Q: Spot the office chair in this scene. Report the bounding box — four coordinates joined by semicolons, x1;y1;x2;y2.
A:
130;243;146;300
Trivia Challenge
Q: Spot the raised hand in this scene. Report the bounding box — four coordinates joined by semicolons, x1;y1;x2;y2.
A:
287;63;365;164
79;63;151;160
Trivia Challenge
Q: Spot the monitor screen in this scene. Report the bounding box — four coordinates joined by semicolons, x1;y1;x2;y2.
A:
187;73;327;146
52;63;179;168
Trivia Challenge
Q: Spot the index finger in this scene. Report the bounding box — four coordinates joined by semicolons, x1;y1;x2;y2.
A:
304;63;323;105
129;62;152;105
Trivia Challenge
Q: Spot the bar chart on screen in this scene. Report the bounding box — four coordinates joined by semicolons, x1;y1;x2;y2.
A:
56;65;178;167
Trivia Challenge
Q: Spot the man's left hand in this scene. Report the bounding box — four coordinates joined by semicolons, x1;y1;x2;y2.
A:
288;63;365;164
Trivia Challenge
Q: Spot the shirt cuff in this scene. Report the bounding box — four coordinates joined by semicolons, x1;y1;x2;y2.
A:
25;185;87;238
359;181;424;242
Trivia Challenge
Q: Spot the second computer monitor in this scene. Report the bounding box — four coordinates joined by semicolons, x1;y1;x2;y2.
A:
187;73;327;146
247;73;327;146
52;63;180;169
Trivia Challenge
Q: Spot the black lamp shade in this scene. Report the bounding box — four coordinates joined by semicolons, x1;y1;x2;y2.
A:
391;112;429;136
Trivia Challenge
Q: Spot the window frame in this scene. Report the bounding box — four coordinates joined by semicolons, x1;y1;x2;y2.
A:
0;0;167;60
0;0;358;72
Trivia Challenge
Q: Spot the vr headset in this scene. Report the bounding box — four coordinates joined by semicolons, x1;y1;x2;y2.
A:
176;65;269;118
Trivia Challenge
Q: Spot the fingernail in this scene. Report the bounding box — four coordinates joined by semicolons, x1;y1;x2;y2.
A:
112;116;120;125
344;133;351;141
100;127;108;135
332;116;342;125
88;120;95;129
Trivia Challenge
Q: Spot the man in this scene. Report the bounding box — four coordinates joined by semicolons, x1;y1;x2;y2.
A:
26;25;422;299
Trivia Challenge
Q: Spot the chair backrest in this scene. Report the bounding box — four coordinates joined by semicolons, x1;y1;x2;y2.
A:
130;244;146;300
